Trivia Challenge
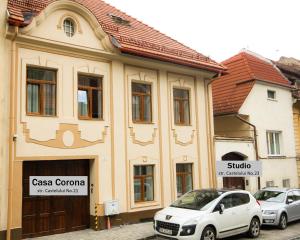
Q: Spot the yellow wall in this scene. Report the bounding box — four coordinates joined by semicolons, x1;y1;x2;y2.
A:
214;115;252;138
1;1;216;232
0;0;11;232
293;103;300;187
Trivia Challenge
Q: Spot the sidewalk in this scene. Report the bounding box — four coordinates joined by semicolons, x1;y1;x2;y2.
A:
30;222;154;240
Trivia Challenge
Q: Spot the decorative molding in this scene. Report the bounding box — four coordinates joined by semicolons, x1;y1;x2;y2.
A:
22;123;107;149
57;13;83;34
129;127;157;146
172;129;195;146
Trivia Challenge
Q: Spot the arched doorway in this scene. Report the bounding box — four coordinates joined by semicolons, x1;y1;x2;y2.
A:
222;152;246;190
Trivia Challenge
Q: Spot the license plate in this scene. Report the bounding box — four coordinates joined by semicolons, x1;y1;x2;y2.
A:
159;228;172;235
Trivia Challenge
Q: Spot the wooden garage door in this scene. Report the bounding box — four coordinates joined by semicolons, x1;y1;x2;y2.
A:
22;160;90;239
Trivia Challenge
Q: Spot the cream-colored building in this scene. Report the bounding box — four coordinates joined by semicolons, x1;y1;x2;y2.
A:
213;51;299;193
0;0;224;239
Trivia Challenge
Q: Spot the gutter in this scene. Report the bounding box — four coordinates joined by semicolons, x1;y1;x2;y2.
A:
206;72;222;187
235;114;261;190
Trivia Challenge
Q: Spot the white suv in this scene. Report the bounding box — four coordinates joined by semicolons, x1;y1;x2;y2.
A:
154;189;262;240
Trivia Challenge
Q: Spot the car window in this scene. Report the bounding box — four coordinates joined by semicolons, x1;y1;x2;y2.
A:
171;190;223;210
237;193;250;204
287;192;295;202
219;194;234;209
254;190;285;203
294;191;300;201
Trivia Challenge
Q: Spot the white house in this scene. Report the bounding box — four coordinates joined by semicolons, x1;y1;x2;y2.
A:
212;51;298;193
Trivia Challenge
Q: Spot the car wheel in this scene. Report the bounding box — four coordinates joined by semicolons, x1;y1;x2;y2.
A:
248;217;260;238
278;213;287;230
201;226;216;240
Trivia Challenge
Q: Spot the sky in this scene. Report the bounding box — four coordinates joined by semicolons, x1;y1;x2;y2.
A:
103;0;300;63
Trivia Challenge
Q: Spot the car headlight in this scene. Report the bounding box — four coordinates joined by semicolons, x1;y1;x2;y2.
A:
180;224;196;236
264;210;277;215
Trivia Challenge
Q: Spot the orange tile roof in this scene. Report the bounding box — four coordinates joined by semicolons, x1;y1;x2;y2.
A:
212;51;291;115
7;0;225;73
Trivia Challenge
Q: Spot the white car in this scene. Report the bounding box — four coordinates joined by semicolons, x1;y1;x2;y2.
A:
154;189;262;240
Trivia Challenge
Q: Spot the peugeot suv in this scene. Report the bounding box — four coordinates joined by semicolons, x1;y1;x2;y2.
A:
254;188;300;229
154;189;262;240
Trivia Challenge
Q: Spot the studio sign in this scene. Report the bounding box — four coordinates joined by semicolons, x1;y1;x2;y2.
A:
216;161;262;177
29;176;88;196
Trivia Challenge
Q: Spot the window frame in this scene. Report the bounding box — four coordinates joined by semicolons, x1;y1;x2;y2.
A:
266;131;282;156
267;90;276;100
26;66;57;117
131;82;152;124
176;163;193;197
63;18;76;37
133;165;154;203
77;74;103;120
173;88;191;126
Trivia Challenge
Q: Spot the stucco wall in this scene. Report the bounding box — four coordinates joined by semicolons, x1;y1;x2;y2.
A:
215;139;258;193
214;115;252;138
0;0;10;232
239;83;298;188
2;3;215;231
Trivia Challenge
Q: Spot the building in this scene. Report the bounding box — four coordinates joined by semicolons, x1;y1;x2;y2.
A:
212;51;298;193
275;57;300;187
0;0;225;239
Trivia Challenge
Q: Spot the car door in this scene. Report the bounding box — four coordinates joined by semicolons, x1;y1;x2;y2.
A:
286;191;297;221
212;194;240;236
231;193;251;227
293;190;300;219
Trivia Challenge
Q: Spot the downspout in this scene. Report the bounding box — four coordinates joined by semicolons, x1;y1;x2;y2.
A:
7;27;17;240
235;114;261;190
206;72;222;188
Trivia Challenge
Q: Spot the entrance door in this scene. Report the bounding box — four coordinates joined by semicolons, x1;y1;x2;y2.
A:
222;152;246;190
22;160;90;239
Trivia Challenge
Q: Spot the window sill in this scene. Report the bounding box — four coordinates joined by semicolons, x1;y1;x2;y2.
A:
26;114;58;118
267;155;286;159
174;123;192;127
132;121;154;125
267;98;277;102
78;118;104;121
132;200;160;209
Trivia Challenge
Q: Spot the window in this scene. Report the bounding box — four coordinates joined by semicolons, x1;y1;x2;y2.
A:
267;131;281;156
132;83;152;123
176;164;193;198
218;193;250;209
173;88;190;125
266;180;274;187
134;165;154;202
63;18;75;37
26;67;56;116
78;74;103;120
283;179;290;188
267;90;276;100
293;191;300;201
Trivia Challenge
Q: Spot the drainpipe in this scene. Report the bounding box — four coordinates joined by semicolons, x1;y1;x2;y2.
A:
7;27;17;240
206;72;222;188
235;114;261;190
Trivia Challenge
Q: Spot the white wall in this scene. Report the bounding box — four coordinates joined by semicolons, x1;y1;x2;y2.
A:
215;138;258;193
239;83;298;188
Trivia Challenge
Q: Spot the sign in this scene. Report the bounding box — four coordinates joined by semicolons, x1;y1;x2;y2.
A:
216;161;262;177
29;176;88;196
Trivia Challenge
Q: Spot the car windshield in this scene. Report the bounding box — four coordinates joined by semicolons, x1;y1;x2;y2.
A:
254;190;286;203
170;190;223;210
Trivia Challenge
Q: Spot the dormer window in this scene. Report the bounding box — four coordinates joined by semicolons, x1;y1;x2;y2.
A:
267;90;276;100
63;18;75;37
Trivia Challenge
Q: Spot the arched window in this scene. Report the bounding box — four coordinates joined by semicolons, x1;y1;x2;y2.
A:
63;18;75;37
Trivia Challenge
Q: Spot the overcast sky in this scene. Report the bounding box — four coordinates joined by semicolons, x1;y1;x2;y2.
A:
103;0;300;63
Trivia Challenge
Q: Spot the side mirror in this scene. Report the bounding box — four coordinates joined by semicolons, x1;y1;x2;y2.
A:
219;204;225;214
287;198;294;204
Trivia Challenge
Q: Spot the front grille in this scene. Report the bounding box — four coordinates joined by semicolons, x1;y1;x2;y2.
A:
156;220;180;236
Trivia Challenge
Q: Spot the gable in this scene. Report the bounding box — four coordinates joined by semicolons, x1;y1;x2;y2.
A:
19;4;111;52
